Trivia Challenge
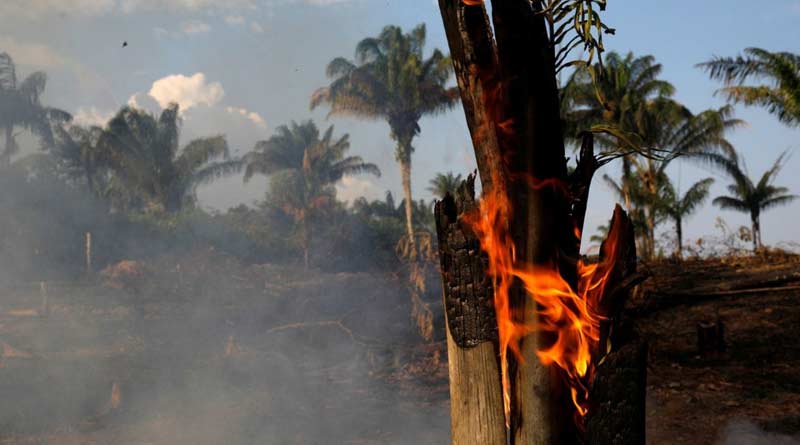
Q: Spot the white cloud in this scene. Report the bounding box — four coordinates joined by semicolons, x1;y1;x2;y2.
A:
181;20;211;34
72;106;114;126
225;107;266;127
225;15;245;25
119;0;257;14
144;73;224;112
250;22;265;33
336;176;380;204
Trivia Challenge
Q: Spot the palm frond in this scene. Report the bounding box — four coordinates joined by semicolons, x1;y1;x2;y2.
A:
713;195;749;212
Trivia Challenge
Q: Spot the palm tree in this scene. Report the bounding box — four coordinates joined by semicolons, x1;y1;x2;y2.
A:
426;171;462;199
99;103;241;213
711;152;797;251
0;52;71;166
567;53;742;258
630;100;741;257
660;177;714;258
243;120;380;268
563;52;674;207
698;48;800;126
52;124;107;194
311;24;459;252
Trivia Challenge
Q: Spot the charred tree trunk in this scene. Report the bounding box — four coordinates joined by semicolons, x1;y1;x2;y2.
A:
435;178;506;445
587;205;647;445
437;1;646;444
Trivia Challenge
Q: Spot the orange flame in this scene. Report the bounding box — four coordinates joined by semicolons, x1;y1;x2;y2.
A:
464;180;620;424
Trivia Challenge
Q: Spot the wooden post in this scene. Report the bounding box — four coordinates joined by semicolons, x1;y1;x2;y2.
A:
85;232;92;274
39;281;49;318
435;177;506;445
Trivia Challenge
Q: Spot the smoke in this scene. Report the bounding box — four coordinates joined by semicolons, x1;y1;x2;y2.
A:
717;419;800;445
0;162;450;443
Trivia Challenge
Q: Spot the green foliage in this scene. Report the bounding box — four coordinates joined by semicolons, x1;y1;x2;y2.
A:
426;171;463;200
536;0;616;73
0;52;71;165
96;104;241;214
659;176;714;257
567;51;740;258
312;23;458;244
699;48;800;126
243;120;380;268
710;151;797;250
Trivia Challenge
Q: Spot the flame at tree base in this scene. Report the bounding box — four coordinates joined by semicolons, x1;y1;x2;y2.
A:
463;182;623;426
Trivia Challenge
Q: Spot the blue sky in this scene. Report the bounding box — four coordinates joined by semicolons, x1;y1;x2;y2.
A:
1;0;798;249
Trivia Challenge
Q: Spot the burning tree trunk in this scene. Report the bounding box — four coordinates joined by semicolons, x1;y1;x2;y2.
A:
436;1;646;443
435;177;506;444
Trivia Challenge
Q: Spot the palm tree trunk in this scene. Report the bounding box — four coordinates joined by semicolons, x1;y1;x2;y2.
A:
752;213;761;252
398;150;416;254
621;157;633;211
645;208;656;260
302;216;311;270
1;126;12;167
675;217;683;259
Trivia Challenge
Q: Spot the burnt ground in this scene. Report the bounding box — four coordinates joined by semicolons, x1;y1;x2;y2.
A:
0;250;797;444
634;256;800;444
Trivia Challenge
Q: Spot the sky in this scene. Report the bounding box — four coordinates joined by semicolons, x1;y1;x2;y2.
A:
1;0;799;249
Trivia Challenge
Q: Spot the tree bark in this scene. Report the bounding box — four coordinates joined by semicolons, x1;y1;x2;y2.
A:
399;153;416;253
302;216;311;270
437;2;646;444
675;218;683;259
435;177;506;445
489;2;573;442
585;340;647;445
2;126;13;167
752;214;762;251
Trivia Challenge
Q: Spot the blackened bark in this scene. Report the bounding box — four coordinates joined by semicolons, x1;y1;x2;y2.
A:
437;0;507;196
435;176;498;348
586;206;647;444
586;340;648;445
434;177;506;445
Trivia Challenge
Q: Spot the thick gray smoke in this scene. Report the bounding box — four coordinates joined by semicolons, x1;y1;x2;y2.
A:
0;167;449;444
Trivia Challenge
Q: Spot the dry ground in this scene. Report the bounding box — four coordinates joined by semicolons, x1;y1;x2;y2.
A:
0;250;797;444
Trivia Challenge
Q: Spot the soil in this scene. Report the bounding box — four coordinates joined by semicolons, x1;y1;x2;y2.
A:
0;249;797;444
634;255;800;444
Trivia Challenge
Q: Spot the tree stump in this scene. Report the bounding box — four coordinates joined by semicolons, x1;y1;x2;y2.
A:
697;318;726;357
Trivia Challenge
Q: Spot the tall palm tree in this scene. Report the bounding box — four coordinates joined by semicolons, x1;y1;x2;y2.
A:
0;52;71;166
660;177;714;258
698;48;800;126
426;171;462;200
99;103;241;213
243;120;380;268
311;24;459;252
711;152;797;251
